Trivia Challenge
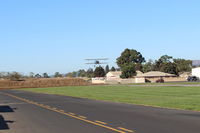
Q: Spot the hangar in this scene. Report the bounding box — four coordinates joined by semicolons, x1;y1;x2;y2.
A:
192;67;200;79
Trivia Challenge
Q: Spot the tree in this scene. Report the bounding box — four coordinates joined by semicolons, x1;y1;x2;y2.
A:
29;72;34;78
117;48;145;78
9;72;22;81
35;74;42;78
135;63;143;71
0;72;8;79
54;72;62;78
66;71;78;77
154;55;178;75
142;59;155;72
86;68;94;78
120;64;136;78
43;73;49;78
77;69;87;77
160;62;178;75
154;55;173;70
66;72;74;77
117;48;145;68
173;59;192;73
110;66;116;71
105;65;110;74
158;55;173;63
94;66;106;77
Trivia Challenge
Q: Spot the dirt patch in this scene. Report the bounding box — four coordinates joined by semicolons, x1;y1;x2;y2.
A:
0;78;90;89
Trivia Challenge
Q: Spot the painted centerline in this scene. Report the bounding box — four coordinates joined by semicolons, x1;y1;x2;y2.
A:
3;92;132;133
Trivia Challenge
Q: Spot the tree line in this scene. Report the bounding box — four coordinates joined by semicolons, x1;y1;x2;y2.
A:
0;48;192;80
66;66;118;78
66;48;192;79
117;48;192;78
0;66;117;80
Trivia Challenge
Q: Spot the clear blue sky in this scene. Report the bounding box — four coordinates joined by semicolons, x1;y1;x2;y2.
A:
0;0;200;74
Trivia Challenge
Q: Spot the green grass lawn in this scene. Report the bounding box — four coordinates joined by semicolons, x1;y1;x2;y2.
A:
129;82;200;85
19;85;200;111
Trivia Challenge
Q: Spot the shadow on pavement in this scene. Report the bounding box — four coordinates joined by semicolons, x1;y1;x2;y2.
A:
0;115;14;130
0;106;15;130
0;106;16;113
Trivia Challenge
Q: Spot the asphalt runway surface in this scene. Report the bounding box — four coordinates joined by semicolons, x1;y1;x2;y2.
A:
0;89;200;133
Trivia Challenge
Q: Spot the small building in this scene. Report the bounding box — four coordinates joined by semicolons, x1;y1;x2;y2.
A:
136;71;144;77
92;77;106;84
138;71;177;83
106;71;144;80
192;67;200;78
106;71;122;80
97;71;180;84
134;71;145;83
134;77;145;83
106;71;145;84
141;71;176;77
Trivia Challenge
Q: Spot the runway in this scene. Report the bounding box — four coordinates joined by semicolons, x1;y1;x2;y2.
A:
0;89;200;133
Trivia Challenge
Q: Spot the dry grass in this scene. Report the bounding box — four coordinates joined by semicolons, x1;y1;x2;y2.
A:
0;78;90;89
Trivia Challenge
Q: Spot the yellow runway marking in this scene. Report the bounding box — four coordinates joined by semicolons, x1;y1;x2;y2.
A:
68;112;75;115
118;127;135;133
78;115;87;119
59;110;65;112
95;120;107;125
52;107;57;110
3;93;127;133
